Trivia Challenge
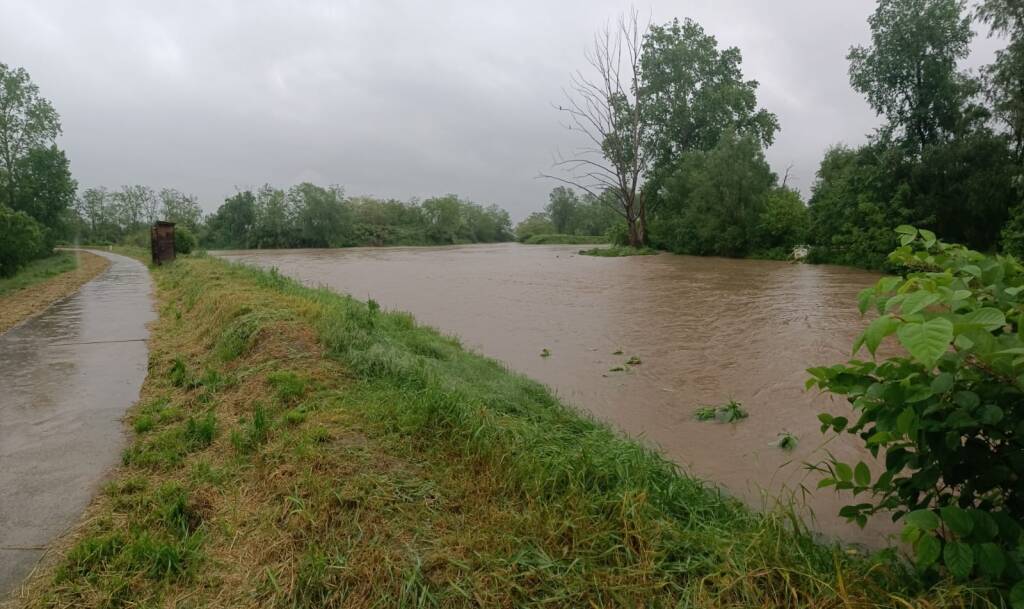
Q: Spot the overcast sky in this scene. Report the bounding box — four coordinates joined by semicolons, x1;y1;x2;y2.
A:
0;1;1005;220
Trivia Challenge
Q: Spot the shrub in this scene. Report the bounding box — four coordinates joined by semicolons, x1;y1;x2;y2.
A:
174;226;198;255
0;205;45;277
808;226;1024;600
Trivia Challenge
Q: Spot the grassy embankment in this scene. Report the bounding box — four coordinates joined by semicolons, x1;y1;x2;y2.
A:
579;245;660;257
523;234;608;245
0;251;110;334
9;255;991;608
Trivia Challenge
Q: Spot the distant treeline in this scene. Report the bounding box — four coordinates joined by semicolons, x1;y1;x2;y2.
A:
71;183;514;250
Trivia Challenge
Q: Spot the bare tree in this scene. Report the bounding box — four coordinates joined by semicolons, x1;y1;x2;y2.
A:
542;9;651;247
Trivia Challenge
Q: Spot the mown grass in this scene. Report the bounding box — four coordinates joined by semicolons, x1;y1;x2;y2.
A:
523;233;608;245
11;256;995;608
0;252;77;296
579;244;660;257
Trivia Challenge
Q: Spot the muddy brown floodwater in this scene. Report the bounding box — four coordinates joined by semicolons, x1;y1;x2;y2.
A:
217;243;892;546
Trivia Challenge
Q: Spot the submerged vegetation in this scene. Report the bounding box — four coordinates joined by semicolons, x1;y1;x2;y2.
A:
579;245;658;257
10;254;995;607
694;400;749;423
522;233;607;245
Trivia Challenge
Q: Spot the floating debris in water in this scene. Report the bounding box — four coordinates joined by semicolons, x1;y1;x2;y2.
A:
694;400;748;423
774;431;798;451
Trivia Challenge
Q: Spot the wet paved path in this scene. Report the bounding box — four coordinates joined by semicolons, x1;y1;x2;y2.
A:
0;251;153;597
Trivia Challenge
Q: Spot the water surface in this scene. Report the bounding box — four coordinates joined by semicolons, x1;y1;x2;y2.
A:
217;243;888;544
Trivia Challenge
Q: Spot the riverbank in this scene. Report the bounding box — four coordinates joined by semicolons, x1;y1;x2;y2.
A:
0;251;110;335
8;254;981;608
523;233;607;244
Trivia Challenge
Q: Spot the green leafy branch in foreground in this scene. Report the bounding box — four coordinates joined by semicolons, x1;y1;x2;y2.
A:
808;226;1024;602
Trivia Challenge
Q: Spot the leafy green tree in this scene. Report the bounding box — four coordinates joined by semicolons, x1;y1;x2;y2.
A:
514;212;555;242
422;195;467;244
753;187;809;258
252;186;295;248
0;205;44;276
978;0;1024;157
10;145;75;246
0;63;61;211
545;187;580;234
848;0;976;151
651;130;774;257
909;131;1017;249
112;185;151;232
641;18;778;192
806;145;910;268
291;183;351;247
204;190;257;248
159;188;203;231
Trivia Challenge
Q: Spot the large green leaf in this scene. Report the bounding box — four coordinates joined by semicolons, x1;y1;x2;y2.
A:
943;541;974;579
902;291;940;316
854;461;871;486
897;318;953;369
940;505;974;537
915;534;941;568
976;543;1005;578
905;509;940;531
955;308;1006;333
856;314;900;356
1010;581;1024;609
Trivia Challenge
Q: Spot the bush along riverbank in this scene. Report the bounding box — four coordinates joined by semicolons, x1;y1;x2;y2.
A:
10;256;990;608
522;233;608;245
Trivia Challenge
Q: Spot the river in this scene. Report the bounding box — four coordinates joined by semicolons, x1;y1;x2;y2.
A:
216;243;889;545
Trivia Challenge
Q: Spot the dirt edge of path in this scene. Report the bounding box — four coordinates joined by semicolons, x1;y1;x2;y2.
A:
0;251;111;335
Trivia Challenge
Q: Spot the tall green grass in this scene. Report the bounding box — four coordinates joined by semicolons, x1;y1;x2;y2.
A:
0;251;77;296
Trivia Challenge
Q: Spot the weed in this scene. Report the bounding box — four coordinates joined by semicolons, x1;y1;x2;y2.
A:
540;348;551;357
608;366;625;372
284;407;307;426
169;356;194;388
133;414;155;433
625;355;642;365
231;404;271;454
267;370;308;403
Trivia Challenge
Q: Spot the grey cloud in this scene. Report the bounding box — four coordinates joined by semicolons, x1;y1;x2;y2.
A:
0;1;1003;220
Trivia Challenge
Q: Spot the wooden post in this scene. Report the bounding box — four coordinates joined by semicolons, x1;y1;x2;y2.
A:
150;221;176;265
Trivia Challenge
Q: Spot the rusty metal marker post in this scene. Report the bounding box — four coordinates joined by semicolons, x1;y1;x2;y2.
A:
150;220;176;265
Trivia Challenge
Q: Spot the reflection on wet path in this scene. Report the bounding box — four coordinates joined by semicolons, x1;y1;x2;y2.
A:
218;243;892;545
0;251;153;597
